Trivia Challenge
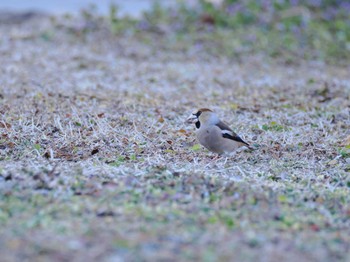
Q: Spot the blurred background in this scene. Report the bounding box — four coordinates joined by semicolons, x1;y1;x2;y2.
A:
0;0;349;63
0;0;176;17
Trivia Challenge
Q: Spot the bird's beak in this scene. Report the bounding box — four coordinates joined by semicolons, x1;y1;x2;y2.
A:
185;114;198;124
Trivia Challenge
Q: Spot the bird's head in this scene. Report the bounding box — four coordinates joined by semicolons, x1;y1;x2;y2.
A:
185;108;218;129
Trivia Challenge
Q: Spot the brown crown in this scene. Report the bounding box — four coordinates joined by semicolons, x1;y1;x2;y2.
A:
198;108;213;112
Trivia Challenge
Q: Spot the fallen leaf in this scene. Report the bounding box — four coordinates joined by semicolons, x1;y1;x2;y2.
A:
0;122;11;128
327;159;338;166
342;135;350;146
310;224;320;232
200;14;215;24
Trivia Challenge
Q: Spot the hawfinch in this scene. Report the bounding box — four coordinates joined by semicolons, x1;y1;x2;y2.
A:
186;108;252;155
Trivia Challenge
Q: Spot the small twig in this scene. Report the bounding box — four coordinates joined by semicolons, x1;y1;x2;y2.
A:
47;162;59;177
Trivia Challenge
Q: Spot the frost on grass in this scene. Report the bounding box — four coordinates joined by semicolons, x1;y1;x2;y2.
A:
0;15;350;261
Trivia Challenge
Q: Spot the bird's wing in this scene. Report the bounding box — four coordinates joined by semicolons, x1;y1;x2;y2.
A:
215;121;250;147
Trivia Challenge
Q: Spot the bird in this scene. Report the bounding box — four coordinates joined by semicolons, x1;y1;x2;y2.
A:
186;108;252;155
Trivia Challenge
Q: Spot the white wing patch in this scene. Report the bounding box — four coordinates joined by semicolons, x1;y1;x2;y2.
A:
221;129;233;135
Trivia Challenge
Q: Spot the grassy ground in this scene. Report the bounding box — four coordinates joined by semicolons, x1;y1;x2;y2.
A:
1;4;350;262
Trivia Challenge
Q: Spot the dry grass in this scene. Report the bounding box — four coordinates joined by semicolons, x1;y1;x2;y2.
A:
0;15;350;261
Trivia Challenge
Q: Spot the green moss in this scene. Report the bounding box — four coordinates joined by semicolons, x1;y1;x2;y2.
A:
262;121;289;132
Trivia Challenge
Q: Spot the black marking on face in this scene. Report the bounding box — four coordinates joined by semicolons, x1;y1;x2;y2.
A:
195;121;201;129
